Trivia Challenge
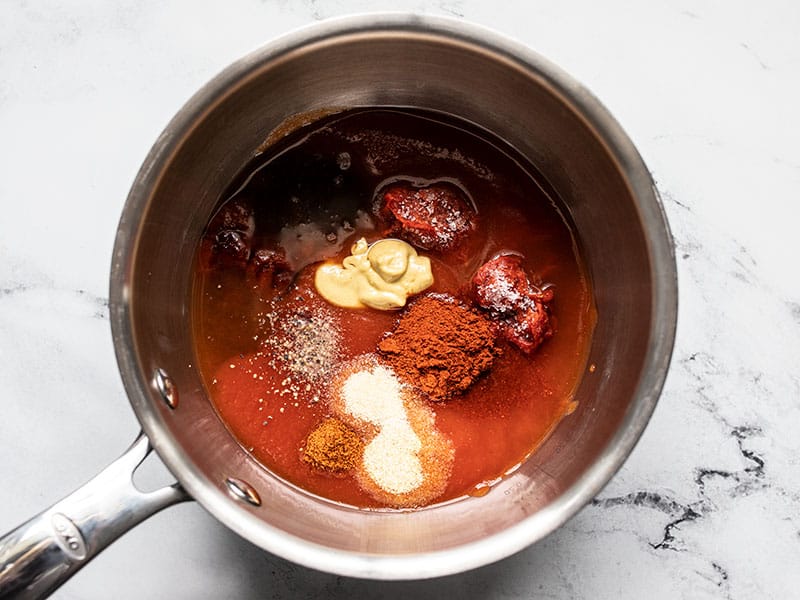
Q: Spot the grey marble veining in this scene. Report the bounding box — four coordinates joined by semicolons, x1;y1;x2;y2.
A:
1;1;799;598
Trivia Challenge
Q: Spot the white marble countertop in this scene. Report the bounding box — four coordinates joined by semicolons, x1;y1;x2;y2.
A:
2;1;799;598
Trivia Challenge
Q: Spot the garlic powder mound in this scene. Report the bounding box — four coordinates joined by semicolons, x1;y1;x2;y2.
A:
362;422;423;494
331;356;454;508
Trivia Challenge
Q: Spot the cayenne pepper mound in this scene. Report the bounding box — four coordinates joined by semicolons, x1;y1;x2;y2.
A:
377;294;499;401
302;418;363;472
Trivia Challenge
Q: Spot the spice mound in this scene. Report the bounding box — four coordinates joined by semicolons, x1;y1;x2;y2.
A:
377;294;499;401
302;418;363;472
329;357;454;508
377;182;476;252
471;253;554;354
261;304;341;400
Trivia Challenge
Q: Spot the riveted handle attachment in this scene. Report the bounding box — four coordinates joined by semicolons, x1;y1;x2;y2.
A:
0;433;189;599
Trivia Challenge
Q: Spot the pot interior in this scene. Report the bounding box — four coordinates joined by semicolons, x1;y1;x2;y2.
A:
112;19;674;578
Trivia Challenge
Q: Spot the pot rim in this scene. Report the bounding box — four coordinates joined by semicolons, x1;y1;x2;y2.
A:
109;12;677;579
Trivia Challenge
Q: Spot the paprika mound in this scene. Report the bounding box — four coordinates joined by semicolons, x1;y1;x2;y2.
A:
377;294;499;401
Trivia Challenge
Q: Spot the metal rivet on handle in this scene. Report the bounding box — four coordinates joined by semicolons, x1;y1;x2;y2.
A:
51;513;87;561
153;368;178;409
225;477;262;506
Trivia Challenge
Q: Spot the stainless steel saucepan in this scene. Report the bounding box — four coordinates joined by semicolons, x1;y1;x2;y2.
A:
0;14;677;598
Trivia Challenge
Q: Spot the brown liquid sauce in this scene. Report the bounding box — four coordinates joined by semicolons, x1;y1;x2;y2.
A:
192;108;596;509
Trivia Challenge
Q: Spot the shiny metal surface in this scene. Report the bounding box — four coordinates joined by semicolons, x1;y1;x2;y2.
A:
153;367;179;409
0;434;188;598
110;14;676;578
225;478;263;507
0;13;677;593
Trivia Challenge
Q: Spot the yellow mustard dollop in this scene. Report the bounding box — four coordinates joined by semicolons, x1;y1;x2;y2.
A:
314;238;433;310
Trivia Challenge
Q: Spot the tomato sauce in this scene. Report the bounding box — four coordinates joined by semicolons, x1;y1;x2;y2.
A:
191;108;596;509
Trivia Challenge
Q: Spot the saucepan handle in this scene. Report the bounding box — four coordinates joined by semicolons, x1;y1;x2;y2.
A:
0;432;190;599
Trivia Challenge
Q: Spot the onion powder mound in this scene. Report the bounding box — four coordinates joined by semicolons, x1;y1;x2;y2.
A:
331;356;454;508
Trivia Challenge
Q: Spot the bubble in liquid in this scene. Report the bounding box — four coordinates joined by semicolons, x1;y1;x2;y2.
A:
336;152;351;171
